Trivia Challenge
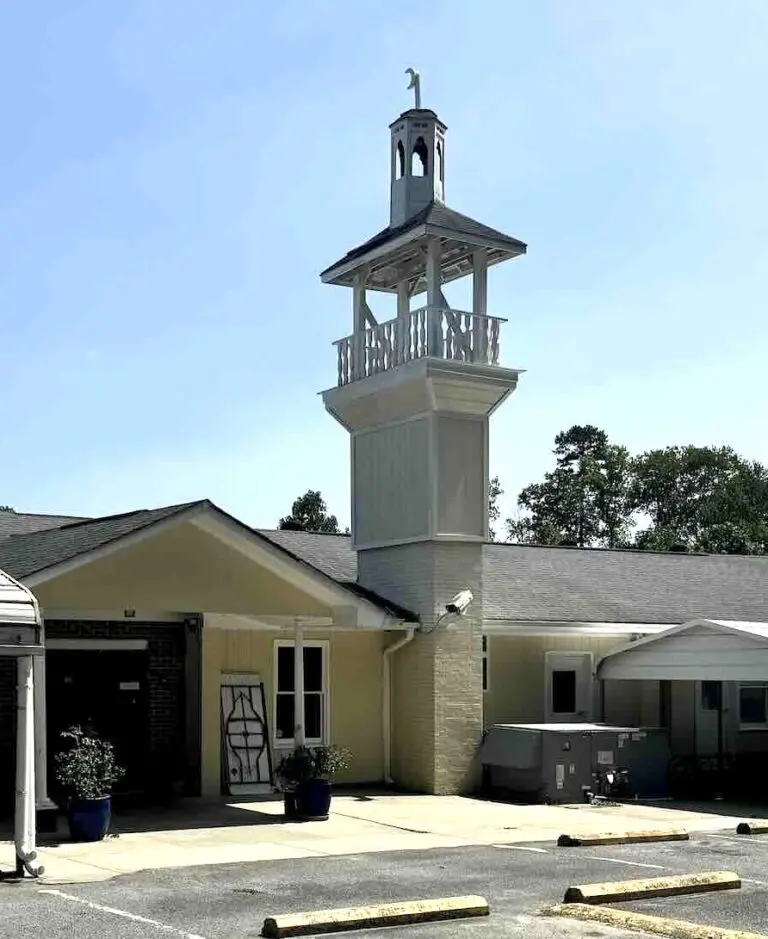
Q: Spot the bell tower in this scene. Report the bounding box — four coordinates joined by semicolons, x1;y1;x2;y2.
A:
389;69;446;226
320;71;527;794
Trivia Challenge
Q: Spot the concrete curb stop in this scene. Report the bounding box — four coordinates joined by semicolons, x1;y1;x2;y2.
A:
558;829;689;847
737;822;768;835
545;902;768;939
261;895;490;937
563;870;741;905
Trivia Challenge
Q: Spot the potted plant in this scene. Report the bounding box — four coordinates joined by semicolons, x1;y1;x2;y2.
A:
275;746;315;820
276;745;350;821
54;726;125;842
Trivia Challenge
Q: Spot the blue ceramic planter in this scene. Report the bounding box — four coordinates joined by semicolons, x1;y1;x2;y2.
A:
296;779;332;821
67;796;112;842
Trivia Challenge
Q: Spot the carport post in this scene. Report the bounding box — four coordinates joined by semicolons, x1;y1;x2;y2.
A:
15;655;40;877
294;621;305;747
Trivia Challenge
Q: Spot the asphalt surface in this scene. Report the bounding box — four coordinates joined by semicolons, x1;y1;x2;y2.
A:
3;831;768;938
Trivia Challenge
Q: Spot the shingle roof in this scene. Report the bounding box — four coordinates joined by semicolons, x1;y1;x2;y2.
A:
257;529;356;582
259;530;768;625
5;503;767;625
481;542;768;624
0;502;203;580
320;200;527;276
0;512;88;541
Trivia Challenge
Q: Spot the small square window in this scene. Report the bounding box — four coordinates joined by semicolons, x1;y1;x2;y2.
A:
701;681;722;711
740;685;768;727
552;670;577;715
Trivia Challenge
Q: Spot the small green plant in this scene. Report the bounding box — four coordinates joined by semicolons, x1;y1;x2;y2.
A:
311;745;351;781
275;744;351;789
54;726;125;800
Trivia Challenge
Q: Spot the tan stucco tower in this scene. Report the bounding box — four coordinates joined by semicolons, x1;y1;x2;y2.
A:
321;72;527;793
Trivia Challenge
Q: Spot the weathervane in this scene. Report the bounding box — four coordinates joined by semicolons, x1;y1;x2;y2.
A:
405;68;421;109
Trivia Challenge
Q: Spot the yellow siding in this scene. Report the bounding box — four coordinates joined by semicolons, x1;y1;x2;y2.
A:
201;620;384;795
484;635;631;727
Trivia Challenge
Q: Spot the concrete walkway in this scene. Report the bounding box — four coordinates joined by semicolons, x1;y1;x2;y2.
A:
1;794;753;884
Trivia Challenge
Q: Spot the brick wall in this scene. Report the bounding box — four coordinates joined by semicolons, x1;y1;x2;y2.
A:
360;542;484;795
46;620;187;795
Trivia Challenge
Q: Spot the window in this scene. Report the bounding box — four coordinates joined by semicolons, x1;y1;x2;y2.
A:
411;136;428;176
739;684;768;729
701;681;722;711
396;140;405;179
551;670;577;715
482;635;489;692
274;641;328;745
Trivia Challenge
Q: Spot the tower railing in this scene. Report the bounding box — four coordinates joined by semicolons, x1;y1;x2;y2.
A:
334;307;506;387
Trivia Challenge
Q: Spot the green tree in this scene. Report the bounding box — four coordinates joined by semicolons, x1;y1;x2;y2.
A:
278;490;341;533
506;425;634;547
488;476;503;541
630;445;767;552
0;505;15;512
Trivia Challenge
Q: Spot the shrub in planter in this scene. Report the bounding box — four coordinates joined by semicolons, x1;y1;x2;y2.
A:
276;745;350;821
54;726;125;842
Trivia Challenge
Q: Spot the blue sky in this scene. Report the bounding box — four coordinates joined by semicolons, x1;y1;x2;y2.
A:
2;0;767;530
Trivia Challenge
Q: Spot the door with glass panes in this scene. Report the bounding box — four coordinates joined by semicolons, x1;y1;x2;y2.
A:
544;652;594;722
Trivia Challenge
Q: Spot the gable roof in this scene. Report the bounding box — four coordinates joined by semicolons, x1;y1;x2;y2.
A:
0;502;203;580
0;503;417;623
259;531;768;625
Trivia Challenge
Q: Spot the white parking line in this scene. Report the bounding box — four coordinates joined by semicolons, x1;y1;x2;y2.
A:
39;889;207;939
589;856;668;870
492;843;549;853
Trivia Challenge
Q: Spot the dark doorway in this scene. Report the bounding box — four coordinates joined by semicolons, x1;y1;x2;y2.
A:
47;650;150;799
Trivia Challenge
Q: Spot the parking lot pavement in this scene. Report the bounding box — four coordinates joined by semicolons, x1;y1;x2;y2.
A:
589;830;768;935
0;840;685;939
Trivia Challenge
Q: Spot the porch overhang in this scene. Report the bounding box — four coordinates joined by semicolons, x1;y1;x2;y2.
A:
597;619;768;682
0;568;43;656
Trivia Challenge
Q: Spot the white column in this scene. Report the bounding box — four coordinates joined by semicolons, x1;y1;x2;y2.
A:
472;249;488;314
15;656;41;877
425;239;442;356
396;281;410;364
472;249;489;363
352;272;367;380
294;623;305;747
33;653;55;813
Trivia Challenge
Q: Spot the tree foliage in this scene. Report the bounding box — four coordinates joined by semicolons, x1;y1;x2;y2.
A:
506;425;634;548
506;427;768;555
0;505;15;512
278;490;341;533
488;476;503;541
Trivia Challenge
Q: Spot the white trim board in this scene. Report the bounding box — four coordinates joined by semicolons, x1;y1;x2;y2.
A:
42;609;186;623
483;622;674;638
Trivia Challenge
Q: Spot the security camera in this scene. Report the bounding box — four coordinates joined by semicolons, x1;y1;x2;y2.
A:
445;589;473;616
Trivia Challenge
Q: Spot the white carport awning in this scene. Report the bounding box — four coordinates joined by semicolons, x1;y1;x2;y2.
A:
0;568;43;655
597;620;768;682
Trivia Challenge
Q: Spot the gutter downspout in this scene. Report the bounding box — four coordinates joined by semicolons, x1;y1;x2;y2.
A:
383;628;415;786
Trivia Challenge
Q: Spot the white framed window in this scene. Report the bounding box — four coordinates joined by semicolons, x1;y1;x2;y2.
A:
739;684;768;730
482;635;489;692
273;640;329;747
